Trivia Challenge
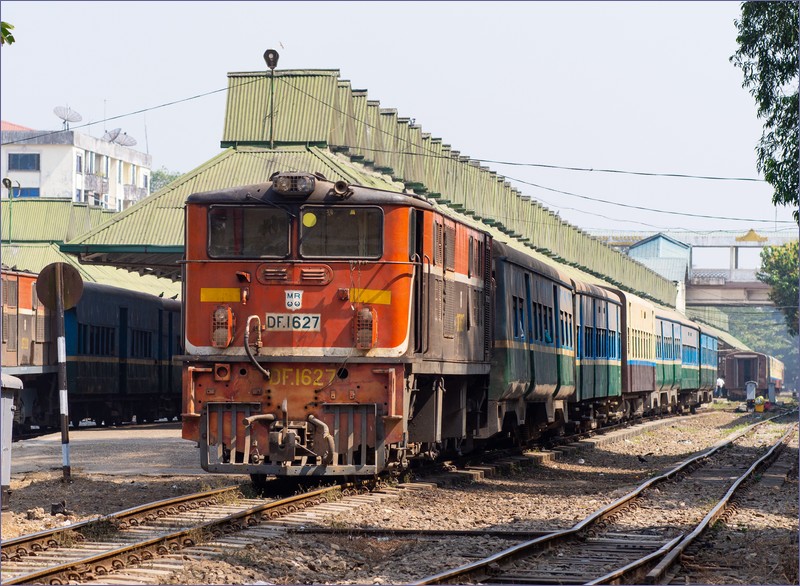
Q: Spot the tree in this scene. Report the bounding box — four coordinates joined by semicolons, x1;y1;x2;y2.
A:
757;241;799;336
149;166;182;194
1;21;15;45
731;2;799;219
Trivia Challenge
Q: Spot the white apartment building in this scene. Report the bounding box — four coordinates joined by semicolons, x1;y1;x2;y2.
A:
1;121;151;210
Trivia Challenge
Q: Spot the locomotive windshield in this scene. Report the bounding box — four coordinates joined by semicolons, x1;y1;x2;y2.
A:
299;206;383;259
208;206;289;258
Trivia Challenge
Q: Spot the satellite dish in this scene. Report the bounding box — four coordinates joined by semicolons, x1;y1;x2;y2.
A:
53;106;82;130
102;128;122;142
114;132;137;147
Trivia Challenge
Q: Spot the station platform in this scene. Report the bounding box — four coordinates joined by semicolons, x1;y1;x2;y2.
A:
10;422;210;477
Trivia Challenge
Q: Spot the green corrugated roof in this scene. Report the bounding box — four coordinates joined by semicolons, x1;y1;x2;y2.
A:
1;243;180;297
66;145;402;250
222;70;340;146
63;68;678;305
1;199;116;243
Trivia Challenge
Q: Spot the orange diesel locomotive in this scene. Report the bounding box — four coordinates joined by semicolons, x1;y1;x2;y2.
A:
181;173;491;481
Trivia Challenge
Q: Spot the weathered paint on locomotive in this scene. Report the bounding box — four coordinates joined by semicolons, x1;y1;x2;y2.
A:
181;175;492;476
181;174;739;479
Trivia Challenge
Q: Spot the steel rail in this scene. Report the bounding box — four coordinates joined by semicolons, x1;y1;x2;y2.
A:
414;410;796;585
643;423;798;585
2;484;348;585
0;485;241;563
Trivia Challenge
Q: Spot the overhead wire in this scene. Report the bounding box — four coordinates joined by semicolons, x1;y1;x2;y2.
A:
0;77;264;147
3;72;795;227
275;76;793;225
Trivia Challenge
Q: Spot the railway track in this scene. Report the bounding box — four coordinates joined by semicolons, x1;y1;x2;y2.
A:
414;411;797;585
3;407;792;585
1;475;440;585
0;482;363;584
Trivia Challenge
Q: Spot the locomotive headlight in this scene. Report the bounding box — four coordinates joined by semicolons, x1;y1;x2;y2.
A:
272;173;315;197
274;175;292;192
211;305;235;348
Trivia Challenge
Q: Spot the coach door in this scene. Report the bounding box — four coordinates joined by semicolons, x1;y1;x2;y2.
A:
118;307;128;396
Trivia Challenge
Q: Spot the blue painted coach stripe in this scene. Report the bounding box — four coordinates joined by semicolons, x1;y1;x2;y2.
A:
628;359;656;367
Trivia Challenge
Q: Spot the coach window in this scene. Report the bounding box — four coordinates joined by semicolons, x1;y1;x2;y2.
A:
300;206;382;259
208;206;289;258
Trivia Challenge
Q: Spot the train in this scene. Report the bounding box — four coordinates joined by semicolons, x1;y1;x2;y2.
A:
1;267;182;433
179;171;738;484
722;350;784;401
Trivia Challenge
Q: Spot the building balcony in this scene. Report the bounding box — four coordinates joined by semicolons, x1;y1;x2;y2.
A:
123;184;148;203
83;173;109;194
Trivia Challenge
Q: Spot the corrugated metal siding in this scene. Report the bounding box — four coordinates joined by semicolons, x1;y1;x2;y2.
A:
71;68;678;305
406;125;425;187
1;199;115;242
329;81;347;147
223;70;340;145
350;91;370;163
1;243;180;297
68;146;402;249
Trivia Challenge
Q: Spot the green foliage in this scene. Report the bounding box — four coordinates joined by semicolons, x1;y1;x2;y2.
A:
149;166;182;194
731;2;799;219
1;21;15;45
757;241;799;336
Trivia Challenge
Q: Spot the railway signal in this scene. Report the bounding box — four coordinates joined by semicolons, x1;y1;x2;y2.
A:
35;262;84;481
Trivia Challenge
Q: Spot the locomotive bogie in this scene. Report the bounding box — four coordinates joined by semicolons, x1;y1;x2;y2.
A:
184;359;406;475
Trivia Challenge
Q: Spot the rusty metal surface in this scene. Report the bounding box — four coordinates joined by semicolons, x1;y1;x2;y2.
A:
0;485;239;562
35;262;83;310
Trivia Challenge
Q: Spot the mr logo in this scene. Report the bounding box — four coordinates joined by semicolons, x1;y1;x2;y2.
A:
285;290;303;310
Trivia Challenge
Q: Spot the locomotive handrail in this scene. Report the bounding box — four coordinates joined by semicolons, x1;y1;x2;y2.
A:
423;254;431;354
410;253;422;354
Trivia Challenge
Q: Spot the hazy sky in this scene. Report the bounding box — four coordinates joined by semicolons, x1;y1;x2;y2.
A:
1;1;797;238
